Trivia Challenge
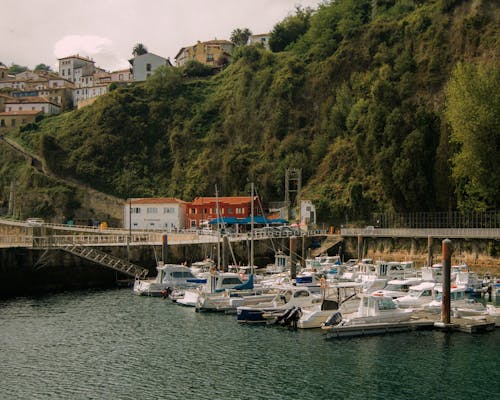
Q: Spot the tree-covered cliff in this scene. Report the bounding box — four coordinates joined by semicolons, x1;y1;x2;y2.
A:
1;0;499;225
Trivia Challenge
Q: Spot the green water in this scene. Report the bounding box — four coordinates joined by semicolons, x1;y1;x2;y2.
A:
0;288;498;400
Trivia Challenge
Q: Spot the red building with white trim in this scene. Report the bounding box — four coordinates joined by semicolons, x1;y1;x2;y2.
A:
185;196;259;228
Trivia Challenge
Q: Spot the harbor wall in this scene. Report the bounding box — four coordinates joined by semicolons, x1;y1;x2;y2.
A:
0;237;303;297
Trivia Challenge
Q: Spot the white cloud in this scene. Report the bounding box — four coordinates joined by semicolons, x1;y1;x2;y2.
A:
53;35;129;71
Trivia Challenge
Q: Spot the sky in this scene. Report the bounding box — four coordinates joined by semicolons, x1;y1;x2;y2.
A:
1;0;321;72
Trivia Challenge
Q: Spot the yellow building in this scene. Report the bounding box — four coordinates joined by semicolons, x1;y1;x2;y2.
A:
0;110;41;132
175;40;233;67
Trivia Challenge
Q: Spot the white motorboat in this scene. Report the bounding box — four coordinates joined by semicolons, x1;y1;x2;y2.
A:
322;293;414;328
133;264;205;296
371;277;423;298
237;287;322;323
177;272;253;310
423;285;486;316
395;282;436;309
294;283;362;329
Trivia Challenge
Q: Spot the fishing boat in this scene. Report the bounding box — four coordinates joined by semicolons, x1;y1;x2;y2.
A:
133;264;206;296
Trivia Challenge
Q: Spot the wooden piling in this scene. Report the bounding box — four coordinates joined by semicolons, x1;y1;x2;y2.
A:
427;236;433;266
161;234;168;265
357;235;363;261
290;236;297;279
441;239;453;324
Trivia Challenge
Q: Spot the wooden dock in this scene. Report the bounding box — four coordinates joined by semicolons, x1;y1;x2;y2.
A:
324;313;497;339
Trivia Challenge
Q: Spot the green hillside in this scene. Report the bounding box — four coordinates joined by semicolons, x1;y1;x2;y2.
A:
1;0;499;225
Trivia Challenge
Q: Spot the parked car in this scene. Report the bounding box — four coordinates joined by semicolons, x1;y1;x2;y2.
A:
26;218;44;226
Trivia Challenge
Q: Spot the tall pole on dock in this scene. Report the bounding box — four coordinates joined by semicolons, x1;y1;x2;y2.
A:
250;182;254;274
441;239;453;324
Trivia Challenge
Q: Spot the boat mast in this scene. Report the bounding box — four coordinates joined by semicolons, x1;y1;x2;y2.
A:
251;182;254;275
215;185;221;270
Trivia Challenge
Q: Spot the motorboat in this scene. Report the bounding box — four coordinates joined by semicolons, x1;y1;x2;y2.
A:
177;272;254;310
423;284;486;316
237;288;322;324
133;264;206;296
265;251;291;274
293;283;362;329
371;277;423;298
395;282;436;308
322;293;414;328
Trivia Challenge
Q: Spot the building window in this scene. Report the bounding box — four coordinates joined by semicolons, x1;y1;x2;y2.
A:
0;119;5;127
190;208;196;214
131;207;141;214
147;207;158;214
227;208;233;214
236;208;244;214
11;119;16;127
163;207;175;214
206;54;214;62
119;74;123;80
146;63;152;71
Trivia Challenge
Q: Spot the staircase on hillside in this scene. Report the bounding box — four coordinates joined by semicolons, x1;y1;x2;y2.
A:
59;245;149;278
311;235;343;257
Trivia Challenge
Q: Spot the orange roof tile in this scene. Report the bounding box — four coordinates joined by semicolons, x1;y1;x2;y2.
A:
191;196;256;205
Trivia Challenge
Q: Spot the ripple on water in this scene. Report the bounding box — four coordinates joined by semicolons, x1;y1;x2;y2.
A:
1;289;499;400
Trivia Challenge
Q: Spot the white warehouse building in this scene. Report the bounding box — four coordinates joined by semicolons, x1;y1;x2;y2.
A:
124;198;186;230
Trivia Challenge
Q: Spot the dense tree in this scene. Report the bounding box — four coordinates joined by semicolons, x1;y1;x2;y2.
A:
445;62;500;211
1;0;498;224
132;43;148;56
34;63;52;72
269;6;313;52
230;28;252;46
8;64;28;74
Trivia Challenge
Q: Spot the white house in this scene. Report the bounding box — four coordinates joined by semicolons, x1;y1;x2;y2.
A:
58;54;95;83
300;200;316;226
124;198;186;230
4;96;60;115
247;33;271;50
129;53;172;81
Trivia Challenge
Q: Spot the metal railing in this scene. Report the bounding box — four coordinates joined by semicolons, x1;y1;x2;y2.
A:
2;229;331;249
341;228;500;239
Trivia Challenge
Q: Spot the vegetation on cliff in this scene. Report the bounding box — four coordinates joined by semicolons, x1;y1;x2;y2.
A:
1;0;499;225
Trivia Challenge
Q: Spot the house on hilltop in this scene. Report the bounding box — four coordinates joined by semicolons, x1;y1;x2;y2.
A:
247;33;271;50
174;40;233;67
129;52;172;82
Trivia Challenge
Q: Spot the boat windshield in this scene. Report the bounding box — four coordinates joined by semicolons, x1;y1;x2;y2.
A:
377;298;397;310
384;284;410;291
171;271;196;279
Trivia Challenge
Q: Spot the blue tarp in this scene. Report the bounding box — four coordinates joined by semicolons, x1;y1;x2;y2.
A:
238;216;288;224
208;216;288;225
208;217;240;225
